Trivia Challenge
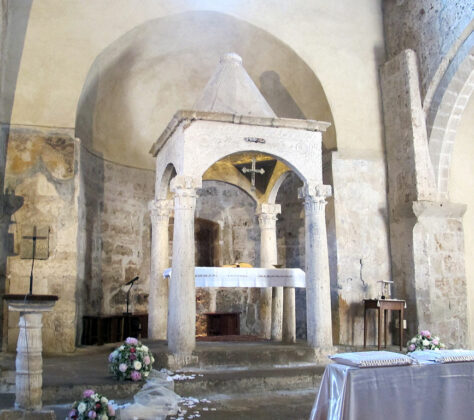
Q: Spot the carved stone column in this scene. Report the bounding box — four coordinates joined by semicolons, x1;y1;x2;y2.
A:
148;199;173;340
298;183;333;348
168;176;201;356
257;203;281;340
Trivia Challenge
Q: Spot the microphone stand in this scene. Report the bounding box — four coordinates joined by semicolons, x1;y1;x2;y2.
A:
123;277;139;338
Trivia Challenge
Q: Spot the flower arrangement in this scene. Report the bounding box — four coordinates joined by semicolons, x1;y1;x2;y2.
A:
406;330;444;352
67;389;115;419
108;337;155;381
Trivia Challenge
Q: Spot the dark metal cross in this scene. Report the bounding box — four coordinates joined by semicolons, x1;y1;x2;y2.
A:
22;226;48;295
241;158;265;191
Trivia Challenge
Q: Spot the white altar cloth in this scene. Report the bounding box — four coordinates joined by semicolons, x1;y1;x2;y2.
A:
163;267;306;288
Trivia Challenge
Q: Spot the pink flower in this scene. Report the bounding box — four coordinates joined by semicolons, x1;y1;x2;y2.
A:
108;404;115;416
144;355;151;365
420;330;431;338
130;370;142;381
87;410;97;419
119;363;127;373
432;339;439;345
83;389;95;398
125;337;138;345
408;343;415;351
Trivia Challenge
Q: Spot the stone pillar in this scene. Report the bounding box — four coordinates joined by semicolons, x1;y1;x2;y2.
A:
167;176;201;356
148;199;173;340
282;287;296;343
298;183;333;349
257;203;281;340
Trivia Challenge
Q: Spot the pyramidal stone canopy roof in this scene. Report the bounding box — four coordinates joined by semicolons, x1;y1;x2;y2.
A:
193;53;277;118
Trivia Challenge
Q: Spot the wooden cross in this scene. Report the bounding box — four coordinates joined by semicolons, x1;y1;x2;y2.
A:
22;226;48;295
241;158;265;191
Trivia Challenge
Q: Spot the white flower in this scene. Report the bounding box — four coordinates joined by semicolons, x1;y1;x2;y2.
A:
141;345;149;351
77;402;86;413
100;415;109;420
422;339;430;346
101;396;108;404
119;345;124;350
94;394;100;402
144;371;149;377
134;361;142;370
410;338;416;344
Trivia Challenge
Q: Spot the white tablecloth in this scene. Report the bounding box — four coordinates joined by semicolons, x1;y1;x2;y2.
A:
163;267;306;288
310;362;474;420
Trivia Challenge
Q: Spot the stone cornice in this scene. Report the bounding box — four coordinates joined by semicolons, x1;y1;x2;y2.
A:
412;200;467;219
150;110;331;157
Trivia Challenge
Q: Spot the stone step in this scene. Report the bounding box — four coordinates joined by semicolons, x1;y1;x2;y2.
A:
156;341;319;369
38;364;323;405
172;364;325;397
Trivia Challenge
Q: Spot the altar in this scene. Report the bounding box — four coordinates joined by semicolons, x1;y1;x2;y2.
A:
163;267;306;288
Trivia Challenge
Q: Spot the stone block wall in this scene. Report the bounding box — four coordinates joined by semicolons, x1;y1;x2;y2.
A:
412;202;468;346
383;0;473;103
3;127;79;353
77;148;154;332
328;151;392;346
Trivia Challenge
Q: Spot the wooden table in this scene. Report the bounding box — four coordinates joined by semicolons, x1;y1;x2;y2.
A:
363;299;405;350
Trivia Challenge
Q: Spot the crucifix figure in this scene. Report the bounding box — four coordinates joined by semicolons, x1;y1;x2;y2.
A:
22;226;48;295
241;157;265;191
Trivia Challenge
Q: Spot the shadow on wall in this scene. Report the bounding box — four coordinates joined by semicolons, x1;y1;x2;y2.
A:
259;71;306;120
0;0;33;351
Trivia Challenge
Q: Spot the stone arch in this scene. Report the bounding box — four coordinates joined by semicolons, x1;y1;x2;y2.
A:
428;48;474;198
267;171;293;204
75;11;335;170
156;163;177;200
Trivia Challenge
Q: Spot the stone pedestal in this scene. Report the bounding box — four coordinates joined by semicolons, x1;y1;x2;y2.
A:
2;295;57;413
257;203;281;340
148;199;173;340
168;176;201;357
299;183;333;349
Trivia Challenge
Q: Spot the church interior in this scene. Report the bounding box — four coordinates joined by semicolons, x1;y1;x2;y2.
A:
0;1;473;419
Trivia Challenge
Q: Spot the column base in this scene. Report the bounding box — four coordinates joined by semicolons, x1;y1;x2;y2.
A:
0;409;55;420
156;352;199;371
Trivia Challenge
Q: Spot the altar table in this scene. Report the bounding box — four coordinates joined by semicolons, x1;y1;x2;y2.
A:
163;267;306;288
310;362;474;420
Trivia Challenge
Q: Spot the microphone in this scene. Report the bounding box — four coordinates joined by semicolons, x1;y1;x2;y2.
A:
125;276;139;286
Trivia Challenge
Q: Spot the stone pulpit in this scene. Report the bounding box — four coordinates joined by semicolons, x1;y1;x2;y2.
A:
2;294;58;418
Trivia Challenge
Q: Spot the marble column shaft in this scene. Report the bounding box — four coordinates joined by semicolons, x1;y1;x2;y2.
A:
168;176;201;355
282;287;296;343
299;183;333;348
257;203;281;340
148;199;173;340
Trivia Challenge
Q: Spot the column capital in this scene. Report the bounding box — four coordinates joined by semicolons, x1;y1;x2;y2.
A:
170;175;202;196
256;203;281;216
148;199;173;220
297;182;332;200
257;203;281;228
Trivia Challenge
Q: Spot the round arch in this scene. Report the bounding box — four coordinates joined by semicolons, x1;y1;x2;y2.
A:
75;10;335;170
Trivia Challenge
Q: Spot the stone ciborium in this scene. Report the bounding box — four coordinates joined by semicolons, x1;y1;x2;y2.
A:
3;294;58;413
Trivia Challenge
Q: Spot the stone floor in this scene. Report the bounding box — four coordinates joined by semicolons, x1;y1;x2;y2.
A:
0;340;399;419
